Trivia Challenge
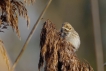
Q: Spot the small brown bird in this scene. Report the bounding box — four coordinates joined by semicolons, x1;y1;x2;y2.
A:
60;22;80;52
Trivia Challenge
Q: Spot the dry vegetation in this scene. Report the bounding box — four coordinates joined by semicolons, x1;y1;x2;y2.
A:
38;20;94;71
0;40;11;71
0;0;35;71
0;0;35;39
0;0;95;71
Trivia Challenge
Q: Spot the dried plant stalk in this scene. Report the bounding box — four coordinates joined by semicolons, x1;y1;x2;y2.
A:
0;40;11;71
0;0;35;39
11;0;52;71
38;20;94;71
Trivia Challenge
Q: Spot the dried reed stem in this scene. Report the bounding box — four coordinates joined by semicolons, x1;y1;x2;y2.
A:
11;0;52;70
91;0;104;71
0;40;11;71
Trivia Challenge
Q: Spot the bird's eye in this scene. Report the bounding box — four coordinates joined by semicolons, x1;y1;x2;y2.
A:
64;29;69;32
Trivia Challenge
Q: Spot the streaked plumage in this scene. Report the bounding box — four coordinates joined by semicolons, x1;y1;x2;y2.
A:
60;22;80;52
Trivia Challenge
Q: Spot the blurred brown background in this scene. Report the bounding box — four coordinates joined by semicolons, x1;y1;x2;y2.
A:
0;0;106;71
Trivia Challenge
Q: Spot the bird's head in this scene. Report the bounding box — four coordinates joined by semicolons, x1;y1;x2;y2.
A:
61;22;74;32
61;22;74;37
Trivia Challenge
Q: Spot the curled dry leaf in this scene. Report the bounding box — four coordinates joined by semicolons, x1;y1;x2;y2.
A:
38;20;94;71
0;0;35;39
0;40;11;71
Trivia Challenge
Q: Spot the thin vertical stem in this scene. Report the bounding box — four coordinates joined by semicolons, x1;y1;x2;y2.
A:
91;0;104;71
11;0;52;70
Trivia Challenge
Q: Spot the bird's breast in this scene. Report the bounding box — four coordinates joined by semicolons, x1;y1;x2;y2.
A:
65;34;80;50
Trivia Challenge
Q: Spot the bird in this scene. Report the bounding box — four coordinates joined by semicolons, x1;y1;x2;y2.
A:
60;22;80;52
